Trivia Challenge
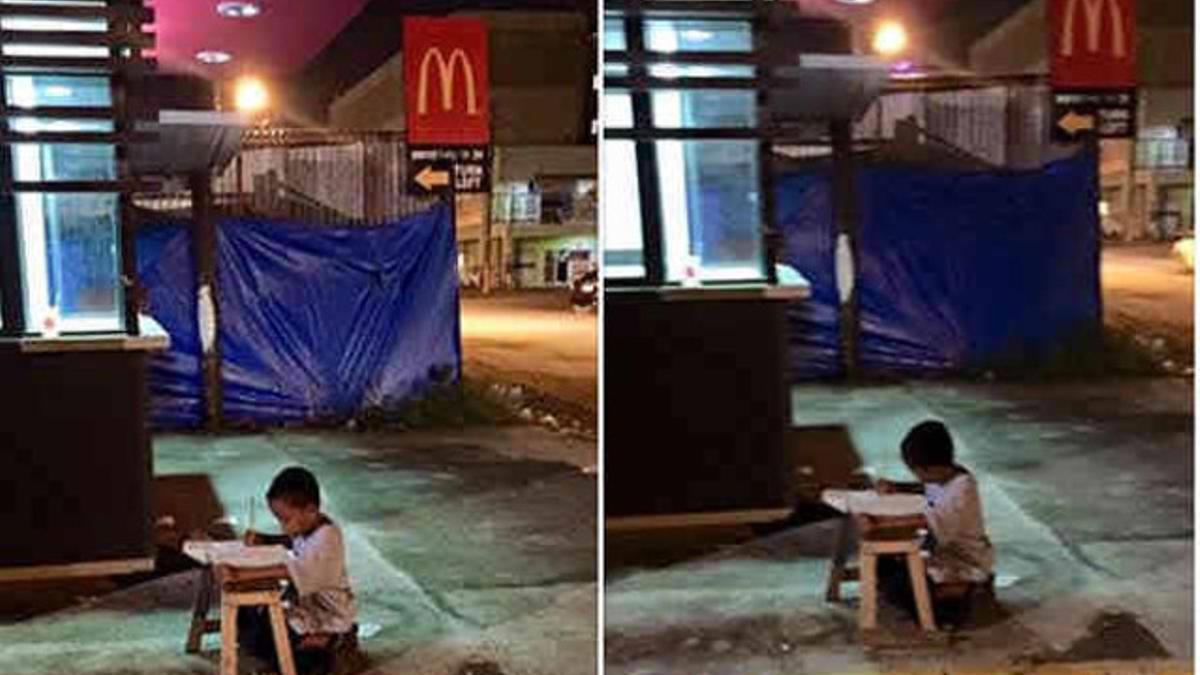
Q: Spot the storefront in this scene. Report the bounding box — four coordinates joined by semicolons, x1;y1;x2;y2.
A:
0;1;166;579
602;0;884;519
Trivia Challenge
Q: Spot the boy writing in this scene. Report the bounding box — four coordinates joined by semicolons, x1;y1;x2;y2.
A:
222;466;357;673
862;420;995;623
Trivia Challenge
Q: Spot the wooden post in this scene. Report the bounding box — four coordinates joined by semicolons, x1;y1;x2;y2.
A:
831;120;860;378
481;195;494;294
190;171;222;431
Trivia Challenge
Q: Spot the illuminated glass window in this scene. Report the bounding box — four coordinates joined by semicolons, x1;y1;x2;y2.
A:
644;20;753;53
16;192;122;332
651;90;756;129
602;140;645;279
5;75;112;108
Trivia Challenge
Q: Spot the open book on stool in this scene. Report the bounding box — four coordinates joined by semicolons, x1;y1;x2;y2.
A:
183;540;289;568
820;489;925;517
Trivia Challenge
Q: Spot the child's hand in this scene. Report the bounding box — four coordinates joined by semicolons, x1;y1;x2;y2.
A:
875;479;896;494
243;529;262;546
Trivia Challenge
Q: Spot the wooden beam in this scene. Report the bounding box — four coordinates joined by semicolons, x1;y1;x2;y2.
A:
0;4;154;24
0;557;154;582
4;105;116;119
7;179;156;192
0;55;156;73
190;171;223;431
0;30;154;50
605;508;793;531
1;130;156;144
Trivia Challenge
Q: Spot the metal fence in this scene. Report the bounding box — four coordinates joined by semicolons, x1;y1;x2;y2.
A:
135;128;439;226
853;77;1054;169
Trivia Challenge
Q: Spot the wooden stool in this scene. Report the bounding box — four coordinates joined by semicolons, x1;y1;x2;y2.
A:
186;568;297;675
857;538;936;632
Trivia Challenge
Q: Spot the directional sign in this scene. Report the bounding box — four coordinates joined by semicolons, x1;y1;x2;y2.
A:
408;145;491;196
1052;89;1136;141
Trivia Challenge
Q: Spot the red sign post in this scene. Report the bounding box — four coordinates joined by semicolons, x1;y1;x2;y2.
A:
1047;0;1137;139
404;17;490;146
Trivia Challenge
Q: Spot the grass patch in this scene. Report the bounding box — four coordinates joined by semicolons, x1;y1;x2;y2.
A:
357;378;517;430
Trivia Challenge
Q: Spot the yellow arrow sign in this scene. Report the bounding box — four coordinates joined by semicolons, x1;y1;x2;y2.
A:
1058;110;1096;135
415;165;450;191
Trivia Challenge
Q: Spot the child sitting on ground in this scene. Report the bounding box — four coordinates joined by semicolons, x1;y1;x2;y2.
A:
222;466;358;674
861;420;995;626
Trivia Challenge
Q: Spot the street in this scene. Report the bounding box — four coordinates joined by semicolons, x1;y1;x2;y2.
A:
1102;243;1194;367
460;291;598;420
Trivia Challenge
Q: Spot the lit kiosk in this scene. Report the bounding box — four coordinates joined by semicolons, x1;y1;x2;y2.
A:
0;1;163;579
603;2;885;522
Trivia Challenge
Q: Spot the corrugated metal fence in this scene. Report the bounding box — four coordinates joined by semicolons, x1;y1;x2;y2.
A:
856;77;1053;169
137;128;439;226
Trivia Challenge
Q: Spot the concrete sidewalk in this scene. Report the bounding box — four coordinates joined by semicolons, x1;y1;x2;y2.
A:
605;378;1193;674
0;426;598;675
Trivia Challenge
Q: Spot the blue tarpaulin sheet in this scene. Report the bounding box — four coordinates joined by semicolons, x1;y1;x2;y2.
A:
138;223;203;428
137;204;461;428
775;170;843;380
777;150;1101;379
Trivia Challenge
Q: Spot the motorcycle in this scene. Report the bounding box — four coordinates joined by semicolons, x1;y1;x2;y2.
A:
570;269;598;312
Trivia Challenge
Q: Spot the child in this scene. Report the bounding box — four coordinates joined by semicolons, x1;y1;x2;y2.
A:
863;420;995;625
224;466;358;674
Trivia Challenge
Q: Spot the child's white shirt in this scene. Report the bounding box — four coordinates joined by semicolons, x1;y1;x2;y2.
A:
285;518;357;635
923;472;995;584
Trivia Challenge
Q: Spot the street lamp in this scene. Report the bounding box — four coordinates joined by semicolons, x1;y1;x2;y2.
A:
234;77;268;113
872;21;908;57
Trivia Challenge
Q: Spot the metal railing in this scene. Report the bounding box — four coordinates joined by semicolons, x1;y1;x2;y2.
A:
135;128;440;226
853;77;1053;170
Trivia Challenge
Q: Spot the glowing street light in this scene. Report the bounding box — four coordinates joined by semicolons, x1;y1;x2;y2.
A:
872;21;908;57
234;77;268;113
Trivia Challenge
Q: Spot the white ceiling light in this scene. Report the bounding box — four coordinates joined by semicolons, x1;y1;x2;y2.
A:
216;2;261;18
195;50;232;64
835;0;876;4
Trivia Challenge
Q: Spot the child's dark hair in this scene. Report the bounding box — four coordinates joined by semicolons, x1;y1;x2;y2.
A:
267;466;320;508
900;420;954;468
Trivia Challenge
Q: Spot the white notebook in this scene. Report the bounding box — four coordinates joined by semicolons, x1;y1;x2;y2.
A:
821;489;926;516
182;540;289;568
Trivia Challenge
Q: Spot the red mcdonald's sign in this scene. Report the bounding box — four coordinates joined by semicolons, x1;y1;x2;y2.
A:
1048;0;1137;89
404;17;490;145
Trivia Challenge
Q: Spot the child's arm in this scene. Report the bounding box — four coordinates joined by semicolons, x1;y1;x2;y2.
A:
244;529;291;547
875;478;924;494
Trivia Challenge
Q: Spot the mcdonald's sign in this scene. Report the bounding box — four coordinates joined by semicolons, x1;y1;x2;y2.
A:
404;17;490;145
1049;0;1137;89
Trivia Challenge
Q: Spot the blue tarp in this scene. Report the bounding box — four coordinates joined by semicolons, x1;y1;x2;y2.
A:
775;170;843;380
777;149;1102;379
137;204;461;428
138;223;203;428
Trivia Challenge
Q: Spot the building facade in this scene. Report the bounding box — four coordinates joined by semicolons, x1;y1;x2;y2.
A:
328;11;597;288
968;0;1193;239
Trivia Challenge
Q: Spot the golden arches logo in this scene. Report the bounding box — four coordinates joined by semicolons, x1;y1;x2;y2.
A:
416;47;479;116
1060;0;1127;58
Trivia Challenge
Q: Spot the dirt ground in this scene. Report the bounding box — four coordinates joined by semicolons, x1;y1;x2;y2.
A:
460;290;597;423
1101;243;1194;368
